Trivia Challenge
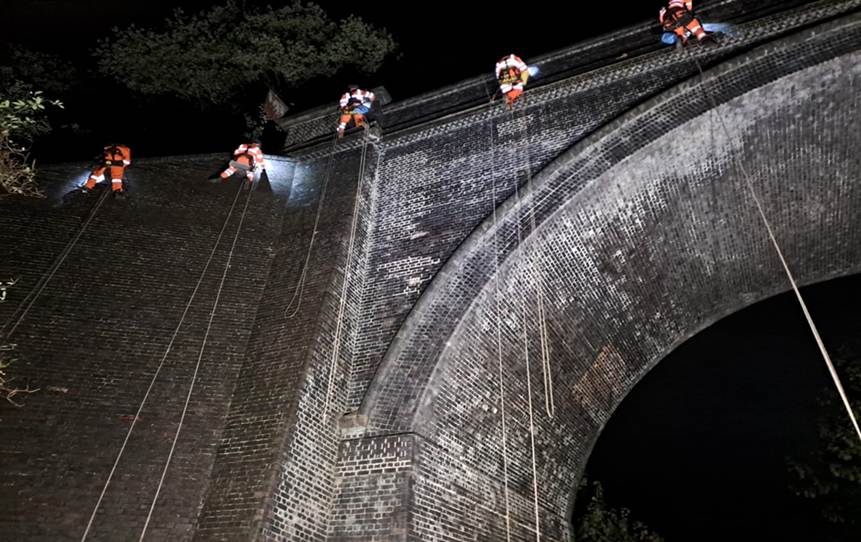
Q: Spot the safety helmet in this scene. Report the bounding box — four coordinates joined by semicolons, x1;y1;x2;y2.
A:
250;139;262;145
347;84;360;90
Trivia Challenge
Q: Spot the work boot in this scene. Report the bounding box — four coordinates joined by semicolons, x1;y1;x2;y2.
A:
700;35;720;48
337;130;345;139
675;37;685;51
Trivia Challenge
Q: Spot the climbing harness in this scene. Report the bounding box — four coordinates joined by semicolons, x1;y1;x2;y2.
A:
283;134;339;319
80;180;252;542
322;128;372;421
662;7;696;32
692;56;861;444
1;185;111;340
498;67;522;86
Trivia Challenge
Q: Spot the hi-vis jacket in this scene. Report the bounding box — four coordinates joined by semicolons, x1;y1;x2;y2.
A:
340;89;375;111
233;144;266;170
105;145;131;167
660;0;694;21
495;54;528;81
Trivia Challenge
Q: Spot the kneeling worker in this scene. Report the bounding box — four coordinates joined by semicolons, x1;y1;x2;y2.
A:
83;143;131;198
218;139;267;189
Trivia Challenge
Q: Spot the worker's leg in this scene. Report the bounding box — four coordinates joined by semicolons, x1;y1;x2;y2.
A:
85;167;106;189
684;17;707;41
354;114;367;129
337;113;353;137
220;166;238;179
505;87;523;104
110;166;125;192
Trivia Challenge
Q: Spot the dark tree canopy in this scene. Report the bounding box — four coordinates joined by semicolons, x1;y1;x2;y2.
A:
93;1;396;109
574;478;665;542
789;355;861;541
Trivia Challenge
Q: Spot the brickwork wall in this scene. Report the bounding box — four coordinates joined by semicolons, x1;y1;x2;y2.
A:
194;133;383;541
0;155;288;540
2;2;860;541
345;14;861;541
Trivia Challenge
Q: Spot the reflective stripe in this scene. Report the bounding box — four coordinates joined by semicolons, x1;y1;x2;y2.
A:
495;55;527;78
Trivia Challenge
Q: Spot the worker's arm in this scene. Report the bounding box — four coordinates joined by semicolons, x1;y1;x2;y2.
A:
233;144;248;156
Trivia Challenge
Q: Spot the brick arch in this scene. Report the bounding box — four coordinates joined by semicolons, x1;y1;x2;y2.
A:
348;15;861;541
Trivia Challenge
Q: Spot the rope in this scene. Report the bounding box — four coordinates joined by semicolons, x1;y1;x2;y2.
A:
692;56;861;443
2;186;111;339
487;102;513;542
520;120;555;418
322;129;369;420
284;134;339;319
513;173;543;540
80;182;245;542
139;181;255;540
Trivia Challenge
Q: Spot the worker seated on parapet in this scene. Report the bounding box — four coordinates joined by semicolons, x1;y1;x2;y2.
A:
82;143;131;199
495;54;529;111
660;0;719;48
213;139;268;190
337;84;375;139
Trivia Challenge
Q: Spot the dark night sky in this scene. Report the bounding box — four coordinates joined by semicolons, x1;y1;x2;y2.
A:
1;0;660;160
586;274;861;541
5;2;858;539
1;0;660;110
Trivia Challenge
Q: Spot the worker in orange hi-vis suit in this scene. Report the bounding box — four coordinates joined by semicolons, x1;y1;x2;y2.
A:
218;139;266;189
337;85;375;138
84;144;131;197
660;0;718;47
495;54;530;110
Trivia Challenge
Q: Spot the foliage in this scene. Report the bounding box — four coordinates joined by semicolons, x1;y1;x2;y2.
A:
0;70;63;198
788;355;861;540
0;281;39;407
93;0;396;110
0;343;38;408
574;477;665;542
8;47;79;95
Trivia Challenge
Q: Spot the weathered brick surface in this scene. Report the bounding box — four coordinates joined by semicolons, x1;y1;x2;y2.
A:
0;155;288;541
350;12;861;542
3;2;860;541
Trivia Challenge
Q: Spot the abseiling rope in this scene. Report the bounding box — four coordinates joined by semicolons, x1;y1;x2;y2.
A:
139;180;256;540
521;120;555;418
488;104;513;542
692;56;861;443
81;181;247;542
323;130;370;421
513;172;543;540
2;185;111;339
284;134;339;319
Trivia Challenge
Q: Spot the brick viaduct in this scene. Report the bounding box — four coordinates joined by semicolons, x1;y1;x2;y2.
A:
1;0;860;540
